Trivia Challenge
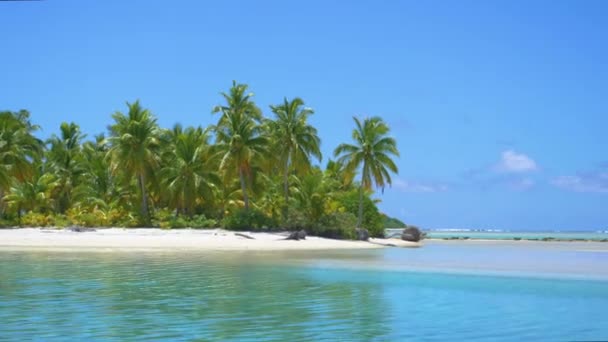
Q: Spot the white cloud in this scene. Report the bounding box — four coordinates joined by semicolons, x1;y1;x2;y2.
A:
496;150;538;173
394;178;448;193
552;172;608;193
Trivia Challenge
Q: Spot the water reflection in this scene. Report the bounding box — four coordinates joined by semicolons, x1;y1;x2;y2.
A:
0;252;391;341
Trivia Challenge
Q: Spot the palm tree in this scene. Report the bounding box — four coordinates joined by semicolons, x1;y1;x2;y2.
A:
4;166;58;217
333;116;399;228
290;168;332;225
212;81;263;125
107;100;161;223
46;122;86;213
325;159;355;190
160;124;219;217
74;134;112;210
269;97;322;219
213;82;267;211
0;111;44;216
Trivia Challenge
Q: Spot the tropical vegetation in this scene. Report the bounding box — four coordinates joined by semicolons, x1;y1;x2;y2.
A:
0;82;402;238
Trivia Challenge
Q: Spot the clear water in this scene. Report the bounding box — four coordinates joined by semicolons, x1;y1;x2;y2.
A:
1;243;608;341
386;229;608;241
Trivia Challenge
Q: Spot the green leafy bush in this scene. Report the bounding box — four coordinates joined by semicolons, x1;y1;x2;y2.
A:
335;190;384;237
0;217;18;228
223;209;277;231
20;212;54;227
53;214;70;228
311;212;357;239
153;209;218;229
67;209;110;227
283;210;309;230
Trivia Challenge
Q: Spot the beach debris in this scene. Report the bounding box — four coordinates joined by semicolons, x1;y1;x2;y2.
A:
284;229;307;240
68;227;97;233
235;232;255;239
355;228;370;241
367;240;397;247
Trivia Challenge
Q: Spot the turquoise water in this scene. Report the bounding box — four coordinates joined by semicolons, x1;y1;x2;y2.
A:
386;229;608;241
428;231;608;241
1;243;608;341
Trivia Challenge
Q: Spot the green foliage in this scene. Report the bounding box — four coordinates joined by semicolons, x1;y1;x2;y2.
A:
383;214;406;228
223;208;277;231
108;100;161;223
283;210;309;230
333;116;399;228
0;85;402;238
0;218;18;228
154;209;218;229
20;212;55;227
213;81;266;211
335;190;384;237
67;208;109;227
312;212;358;239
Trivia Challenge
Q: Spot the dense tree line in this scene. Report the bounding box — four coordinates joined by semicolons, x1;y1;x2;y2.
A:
0;82;400;238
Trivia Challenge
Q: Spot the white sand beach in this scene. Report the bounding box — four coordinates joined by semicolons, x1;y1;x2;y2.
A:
0;228;422;251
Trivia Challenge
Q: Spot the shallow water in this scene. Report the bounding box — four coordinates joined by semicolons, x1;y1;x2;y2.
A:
1;243;607;341
417;230;608;241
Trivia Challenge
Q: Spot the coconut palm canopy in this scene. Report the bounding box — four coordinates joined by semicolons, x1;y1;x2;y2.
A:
0;82;401;238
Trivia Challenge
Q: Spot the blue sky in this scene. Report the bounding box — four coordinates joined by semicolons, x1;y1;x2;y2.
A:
1;1;607;230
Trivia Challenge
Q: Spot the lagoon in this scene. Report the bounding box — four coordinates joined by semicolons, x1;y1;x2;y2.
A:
1;241;607;341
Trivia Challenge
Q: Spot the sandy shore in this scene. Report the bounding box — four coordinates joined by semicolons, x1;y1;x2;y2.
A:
0;228;421;251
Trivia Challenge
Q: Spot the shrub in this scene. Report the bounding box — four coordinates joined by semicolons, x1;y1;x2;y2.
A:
66;208;110;227
20;212;54;227
335;190;385;237
283;210;309;230
53;214;70;228
311;212;358;239
223;208;277;231
153;209;218;229
188;215;218;229
0;217;18;228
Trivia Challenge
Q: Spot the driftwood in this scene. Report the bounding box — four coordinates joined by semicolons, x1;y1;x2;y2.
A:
69;227;96;233
367;240;397;247
284;230;307;240
235;233;255;239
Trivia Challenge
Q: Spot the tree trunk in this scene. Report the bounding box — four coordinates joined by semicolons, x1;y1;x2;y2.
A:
239;167;249;211
357;185;364;228
283;160;289;220
138;173;149;223
0;189;4;218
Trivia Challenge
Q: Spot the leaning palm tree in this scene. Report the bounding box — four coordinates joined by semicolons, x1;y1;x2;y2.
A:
107;100;161;223
269;97;322;219
160;124;219;217
213;82;266;211
333;116;399;228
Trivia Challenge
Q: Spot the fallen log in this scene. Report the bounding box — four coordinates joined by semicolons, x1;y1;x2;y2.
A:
235;232;255;239
284;230;307;240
